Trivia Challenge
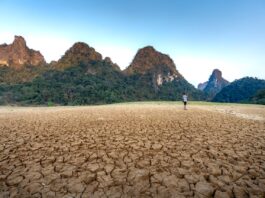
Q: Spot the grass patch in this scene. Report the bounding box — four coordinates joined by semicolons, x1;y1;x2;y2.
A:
109;101;265;107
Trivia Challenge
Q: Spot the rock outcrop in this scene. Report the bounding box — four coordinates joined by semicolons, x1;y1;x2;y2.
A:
198;69;229;99
54;42;120;72
103;57;120;71
124;46;182;86
0;36;46;69
54;42;102;69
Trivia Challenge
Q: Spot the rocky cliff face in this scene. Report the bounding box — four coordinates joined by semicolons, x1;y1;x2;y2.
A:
124;46;182;86
54;42;102;69
198;69;229;99
0;36;45;69
54;42;120;72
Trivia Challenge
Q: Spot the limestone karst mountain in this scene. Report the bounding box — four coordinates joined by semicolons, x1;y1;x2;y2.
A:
121;46;202;100
0;36;46;69
124;46;183;87
0;37;203;104
198;69;229;99
54;42;120;72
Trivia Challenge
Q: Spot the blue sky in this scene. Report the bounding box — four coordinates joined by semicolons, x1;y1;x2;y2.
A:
0;0;264;86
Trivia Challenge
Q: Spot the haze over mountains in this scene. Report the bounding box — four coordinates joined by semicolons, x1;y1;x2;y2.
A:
0;36;264;105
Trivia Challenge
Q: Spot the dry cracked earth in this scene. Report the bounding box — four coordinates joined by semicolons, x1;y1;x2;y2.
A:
0;104;265;198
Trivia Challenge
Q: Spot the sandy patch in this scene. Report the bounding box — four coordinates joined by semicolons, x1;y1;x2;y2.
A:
193;104;265;121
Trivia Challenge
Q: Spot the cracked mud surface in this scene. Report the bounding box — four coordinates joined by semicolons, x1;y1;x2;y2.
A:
0;104;265;197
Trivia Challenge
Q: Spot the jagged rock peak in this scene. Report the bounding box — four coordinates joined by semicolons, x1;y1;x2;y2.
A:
198;69;223;90
124;46;184;88
54;42;103;69
125;45;178;75
198;68;229;99
69;42;94;52
66;42;102;60
211;69;222;80
12;35;27;48
55;42;121;72
0;35;46;68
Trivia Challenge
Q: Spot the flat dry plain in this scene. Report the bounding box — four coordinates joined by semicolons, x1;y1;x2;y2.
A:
0;102;265;198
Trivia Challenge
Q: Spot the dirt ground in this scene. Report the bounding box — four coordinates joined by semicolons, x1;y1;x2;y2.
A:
193;104;265;121
0;103;265;198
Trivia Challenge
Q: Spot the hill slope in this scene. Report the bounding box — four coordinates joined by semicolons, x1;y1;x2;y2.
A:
213;77;265;103
251;89;265;105
124;46;203;100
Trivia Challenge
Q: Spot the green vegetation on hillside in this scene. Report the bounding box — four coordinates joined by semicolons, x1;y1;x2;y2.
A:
0;65;50;83
1;63;264;106
213;77;265;103
0;62;204;105
251;89;265;105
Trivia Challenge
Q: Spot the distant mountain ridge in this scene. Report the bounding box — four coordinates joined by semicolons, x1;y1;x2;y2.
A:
0;35;203;105
198;69;229;99
1;35;263;105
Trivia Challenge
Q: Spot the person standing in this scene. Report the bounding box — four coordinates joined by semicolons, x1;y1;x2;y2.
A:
182;93;188;110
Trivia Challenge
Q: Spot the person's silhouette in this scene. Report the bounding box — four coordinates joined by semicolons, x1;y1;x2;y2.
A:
182;93;188;110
